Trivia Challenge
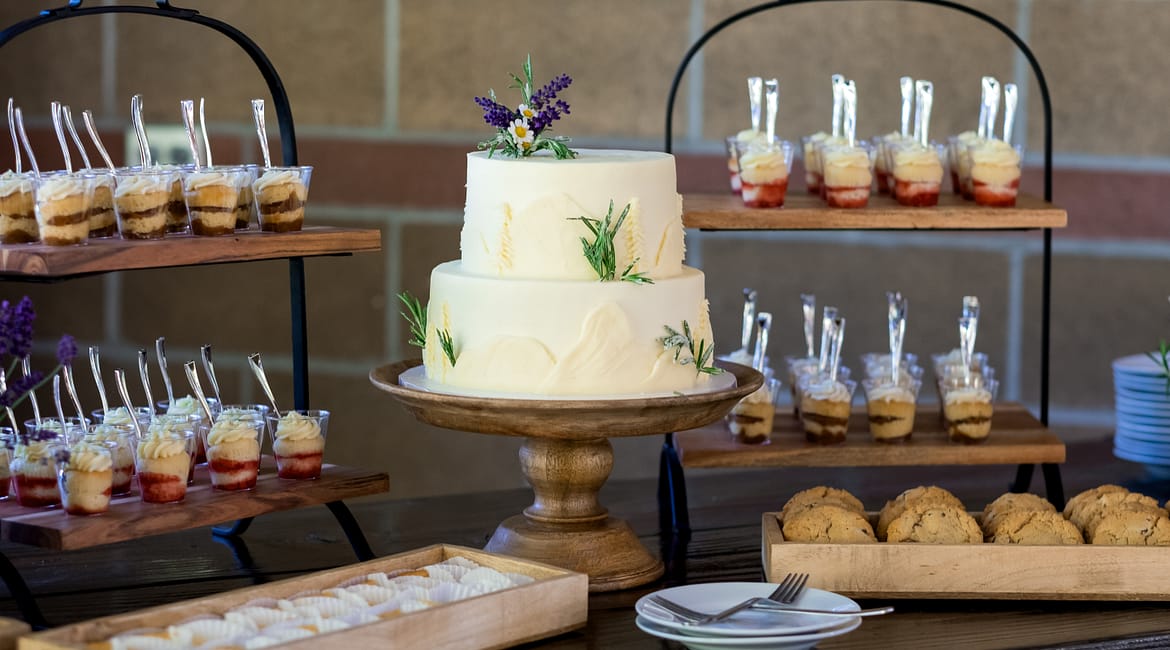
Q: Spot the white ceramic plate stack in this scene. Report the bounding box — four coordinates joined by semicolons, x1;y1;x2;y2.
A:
634;583;863;650
1112;353;1170;479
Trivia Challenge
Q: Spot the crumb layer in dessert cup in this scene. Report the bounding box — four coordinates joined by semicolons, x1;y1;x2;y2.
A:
184;167;250;236
11;438;66;507
84;423;137;496
269;410;329;480
203;413;264;491
862;377;922;443
798;377;856;444
114;168;176;240
34;172;94;246
58;441;114;516
136;431;193;503
941;376;999;444
727;378;781;444
736;139;793;208
87;173;118;238
254;166;312;232
0;171;38;244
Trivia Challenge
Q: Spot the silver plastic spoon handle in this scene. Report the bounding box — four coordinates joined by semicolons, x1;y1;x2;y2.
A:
764;78;779;144
830;74;845;137
1002;83;1018;145
113;369;144;439
7;98;21;174
201;345;222;404
829;317;845;383
82;110;117;171
842;80;858;148
899;76;913;137
251;99;271;169
62;366;86;428
14;108;39;177
131;94;152;167
156;337;176;405
740;289;757;352
61;106;92;170
747;77;762;134
199;98;213;168
180;99;201;169
89;346;110;414
916;80;933;147
753;312;772;374
183;361;216;424
52;374;67;429
50;101;72;174
22;357;41;424
801;294;816;359
137;349;155;415
248;353;281;418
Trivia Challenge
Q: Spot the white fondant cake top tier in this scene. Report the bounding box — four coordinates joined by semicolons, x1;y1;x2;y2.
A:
460;149;685;281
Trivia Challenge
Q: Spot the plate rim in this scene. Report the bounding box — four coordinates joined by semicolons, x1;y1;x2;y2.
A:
634;583;860;637
634;614;862;646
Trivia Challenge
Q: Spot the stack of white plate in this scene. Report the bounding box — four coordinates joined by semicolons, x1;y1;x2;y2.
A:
634;583;862;650
1113;353;1170;478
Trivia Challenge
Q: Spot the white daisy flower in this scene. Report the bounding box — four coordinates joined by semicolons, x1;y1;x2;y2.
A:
508;118;534;148
518;104;536;119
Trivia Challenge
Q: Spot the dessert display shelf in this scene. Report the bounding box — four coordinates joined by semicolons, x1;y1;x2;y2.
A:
682;193;1068;230
370;359;762;592
0;460;388;551
676;403;1065;469
0;226;382;279
762;513;1170;601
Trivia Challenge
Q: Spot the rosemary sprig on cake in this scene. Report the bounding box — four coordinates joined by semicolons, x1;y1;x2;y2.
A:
569;200;654;284
474;55;576;159
659;321;722;376
397;291;457;366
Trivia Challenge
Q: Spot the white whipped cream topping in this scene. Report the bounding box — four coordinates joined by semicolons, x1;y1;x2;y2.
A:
254;169;302;192
806;379;850;401
38;175;88;201
208;417;259;445
116;173;170;196
185;170;242;190
275;411;322;441
67;441;113;472
868;384;914;402
0;170;33;197
738;147;789;184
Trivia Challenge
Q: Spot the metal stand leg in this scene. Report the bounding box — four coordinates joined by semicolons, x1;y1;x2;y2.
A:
212;517;255;538
211;533;269;585
0;551;48;629
1042;463;1066;511
1011;464;1035;494
657;433;691;537
326;501;376;561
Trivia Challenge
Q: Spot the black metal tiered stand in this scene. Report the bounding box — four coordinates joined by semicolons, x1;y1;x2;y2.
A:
0;0;380;628
657;0;1065;546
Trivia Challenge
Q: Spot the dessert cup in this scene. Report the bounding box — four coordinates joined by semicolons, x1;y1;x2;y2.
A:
0;428;14;499
800;133;830;194
941;376;999;444
874;133;909;195
183;166;249;236
932;350;990;379
253;166;312;232
727;378;781;444
820;142;874;208
787;358;851;419
860;352;921;379
34;172;94;246
863;377;922;443
725;136;743;194
270;410;329;480
891;142;945;207
84;422;137;496
0;171;38;244
135;430;193;503
161;396;220;464
57;440;114;516
114;168;176;240
950;132;980;198
11;436;66;507
799;377;857;444
87;172;118;238
164;164;193;234
969;141;1023;207
203;412;264;490
25;417;90;444
735;139;794;208
91;406;153;434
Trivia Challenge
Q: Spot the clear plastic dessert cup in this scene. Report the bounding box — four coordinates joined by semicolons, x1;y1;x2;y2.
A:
34;171;94;246
25;417;89;444
970;142;1024;208
940;375;1000;444
183;166;250;236
87;171;118;238
0;171;39;244
91;406;153;436
862;376;922;443
84;422;138;496
114;168;177;240
727;377;781;445
725;136;743;194
135;430;194;504
143;413;201;486
736;139;794;209
268;409;329;480
159;396;220;463
57;440;114;516
788;359;852;419
932;351;990;380
253;166;312;232
10;435;66;507
799;377;857;445
236;164;261;229
860;352;920;379
203;412;264;491
0;428;14;499
801;133;830;194
819;141;874;208
890;142;946;207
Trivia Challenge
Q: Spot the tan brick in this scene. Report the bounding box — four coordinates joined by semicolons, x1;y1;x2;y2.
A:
397;222;461;358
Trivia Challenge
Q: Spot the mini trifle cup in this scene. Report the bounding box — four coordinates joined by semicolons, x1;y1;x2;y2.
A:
890;142;945;207
735;139;794;208
161;395;221;463
969;140;1023;207
0;171;38;244
786;357;851;419
950;132;980;198
819;142;874;208
253;165;312;232
57;440;114;516
25;417;90;444
162;163;194;234
87;171;118;238
113;168;176;240
798;375;857;444
183;166;250;236
800;133;832;194
940;375;999;444
34;171;94;245
135;429;193;504
860;352;920;380
10;434;66;507
862;376;922;444
727;378;781;445
91;406;153;435
269;410;329;480
83;422;137;496
203;411;264;490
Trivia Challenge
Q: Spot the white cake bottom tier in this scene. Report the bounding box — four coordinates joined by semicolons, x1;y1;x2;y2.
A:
424;261;716;395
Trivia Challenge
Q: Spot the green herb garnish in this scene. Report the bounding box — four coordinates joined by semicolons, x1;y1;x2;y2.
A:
568;200;654;284
659;321;722;376
1147;340;1170;395
398;291;457;366
437;329;458;367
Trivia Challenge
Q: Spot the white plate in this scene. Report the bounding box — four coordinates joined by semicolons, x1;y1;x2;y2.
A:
635;615;861;649
1113;353;1168;376
1115;408;1170;424
1114;419;1170;435
1115;387;1170;402
1115;395;1170;413
1114;376;1170;392
635;583;860;637
397;364;738;400
1114;445;1170;466
1115;428;1170;444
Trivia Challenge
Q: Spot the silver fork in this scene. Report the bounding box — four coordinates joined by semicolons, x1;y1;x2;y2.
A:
650;573;807;626
648;576;893;625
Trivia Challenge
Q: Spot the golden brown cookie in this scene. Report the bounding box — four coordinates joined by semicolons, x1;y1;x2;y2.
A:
781;504;877;543
989;510;1083;545
877;486;964;540
780;486;866;522
1063;484;1128;524
1090;509;1170;545
1084;502;1167;539
886;504;981;544
1072;491;1160;534
980;492;1057;537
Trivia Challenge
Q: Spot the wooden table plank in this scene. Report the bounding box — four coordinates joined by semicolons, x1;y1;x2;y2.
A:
676;402;1066;468
0;226;382;278
682;192;1067;230
0;462;388;551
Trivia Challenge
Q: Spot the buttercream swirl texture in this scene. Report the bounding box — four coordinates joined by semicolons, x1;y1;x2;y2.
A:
67;441;114;472
275;412;323;441
208;418;260;445
138;435;187;459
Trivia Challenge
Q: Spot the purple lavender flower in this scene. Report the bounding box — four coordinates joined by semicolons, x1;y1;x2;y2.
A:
475;96;515;129
529;74;572;110
7;297;35;360
56;334;76;366
0;300;11;357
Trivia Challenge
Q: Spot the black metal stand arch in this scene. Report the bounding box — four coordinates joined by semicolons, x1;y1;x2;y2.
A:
658;0;1064;539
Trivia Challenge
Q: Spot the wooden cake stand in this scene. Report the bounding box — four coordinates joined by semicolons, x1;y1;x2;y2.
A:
370;359;761;592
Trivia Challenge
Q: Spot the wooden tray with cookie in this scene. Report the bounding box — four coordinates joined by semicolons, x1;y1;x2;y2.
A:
763;485;1170;601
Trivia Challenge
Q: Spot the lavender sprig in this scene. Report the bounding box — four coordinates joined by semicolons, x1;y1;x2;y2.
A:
475;55;576;160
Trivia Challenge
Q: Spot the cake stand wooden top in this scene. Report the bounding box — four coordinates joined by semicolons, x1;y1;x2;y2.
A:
369;359;762;440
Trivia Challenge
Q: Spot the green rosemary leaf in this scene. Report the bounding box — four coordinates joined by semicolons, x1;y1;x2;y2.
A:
397;291;428;349
437;329;457;367
657;321;723;376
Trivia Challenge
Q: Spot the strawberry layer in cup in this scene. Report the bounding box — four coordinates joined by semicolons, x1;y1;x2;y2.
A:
269;410;329;480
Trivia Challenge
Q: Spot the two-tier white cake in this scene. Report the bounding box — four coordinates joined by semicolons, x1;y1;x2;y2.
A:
420;148;715;396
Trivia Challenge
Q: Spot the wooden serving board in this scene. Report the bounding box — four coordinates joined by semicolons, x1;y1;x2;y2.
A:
677;402;1065;468
0;461;389;550
20;545;589;650
763;513;1170;601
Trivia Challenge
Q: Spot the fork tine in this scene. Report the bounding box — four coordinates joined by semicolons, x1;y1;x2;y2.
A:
768;571;797;600
781;573;810;604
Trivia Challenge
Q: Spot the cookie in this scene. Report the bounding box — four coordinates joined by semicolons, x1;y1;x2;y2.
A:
877;486;964;540
780;486;866;522
1063;484;1128;524
1072;491;1159;534
1084;501;1167;539
980;492;1056;537
886;504;982;544
1090;509;1170;545
989;510;1083;545
781;504;877;543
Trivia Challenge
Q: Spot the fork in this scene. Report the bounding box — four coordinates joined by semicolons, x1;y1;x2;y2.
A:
649;575;894;625
651;573;807;626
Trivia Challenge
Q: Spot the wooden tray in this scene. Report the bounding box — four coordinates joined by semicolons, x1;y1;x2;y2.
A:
676;403;1065;468
0;461;389;550
20;544;588;650
763;513;1170;601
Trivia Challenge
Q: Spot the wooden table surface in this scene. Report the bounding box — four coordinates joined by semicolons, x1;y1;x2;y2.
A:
0;436;1168;649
